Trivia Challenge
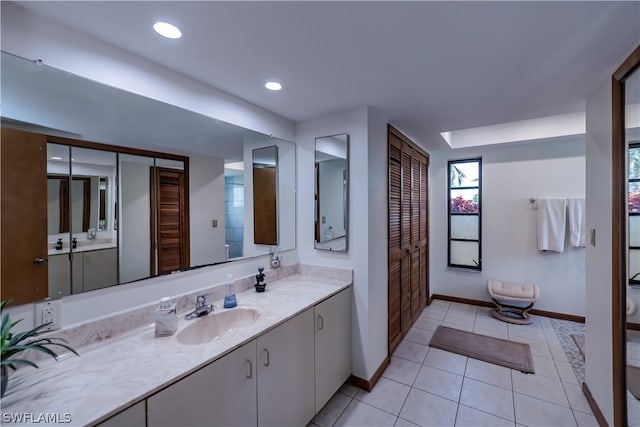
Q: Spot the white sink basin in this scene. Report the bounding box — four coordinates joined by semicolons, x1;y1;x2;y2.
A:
177;308;260;345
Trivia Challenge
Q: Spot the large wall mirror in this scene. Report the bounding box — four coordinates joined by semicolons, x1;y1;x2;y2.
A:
314;134;349;252
0;51;296;306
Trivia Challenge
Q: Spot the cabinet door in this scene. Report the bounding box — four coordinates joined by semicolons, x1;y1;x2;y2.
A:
314;288;352;412
98;401;145;427
257;309;315;427
147;340;257;427
83;248;117;292
71;252;83;294
48;254;71;298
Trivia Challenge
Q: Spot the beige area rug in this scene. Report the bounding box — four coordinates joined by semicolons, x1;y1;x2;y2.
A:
572;334;586;358
429;325;535;373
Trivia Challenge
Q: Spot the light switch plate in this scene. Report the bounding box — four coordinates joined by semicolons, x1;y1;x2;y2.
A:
212;219;218;228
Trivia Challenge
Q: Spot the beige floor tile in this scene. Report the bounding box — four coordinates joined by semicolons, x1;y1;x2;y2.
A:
573;410;599;427
412;365;463;402
420;308;447;321
464;358;512;390
562;383;593;414
555;361;579;385
424;348;468;375
474;317;509;334
334;400;397;427
394;339;429;364
443;312;476;327
527;340;553;359
455;404;515;427
398;388;458;427
355;377;411;416
339;383;360;397
442;321;474;332
512;372;569;407
413;317;442;332
428;300;451;311
405;328;432;346
531;354;560;380
459;377;515;421
514;393;577;427
382;356;421;386
312;392;352;427
394;417;421;427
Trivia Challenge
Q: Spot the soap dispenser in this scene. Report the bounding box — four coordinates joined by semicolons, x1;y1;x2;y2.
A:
223;274;237;308
155;297;177;337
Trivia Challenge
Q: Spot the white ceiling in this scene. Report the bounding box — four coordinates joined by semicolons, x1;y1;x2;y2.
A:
11;1;640;150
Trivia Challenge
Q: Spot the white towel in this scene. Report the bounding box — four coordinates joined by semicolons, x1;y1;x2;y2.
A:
568;198;586;247
537;197;567;252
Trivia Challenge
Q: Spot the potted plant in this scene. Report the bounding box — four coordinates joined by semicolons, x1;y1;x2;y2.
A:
1;301;78;397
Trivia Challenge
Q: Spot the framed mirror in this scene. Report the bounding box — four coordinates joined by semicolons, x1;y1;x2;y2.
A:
1;51;296;307
314;133;349;252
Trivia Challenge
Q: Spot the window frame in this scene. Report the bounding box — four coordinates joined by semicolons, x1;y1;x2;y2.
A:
447;158;482;270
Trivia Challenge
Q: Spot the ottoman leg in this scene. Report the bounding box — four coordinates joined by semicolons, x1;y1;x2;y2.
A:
490;298;535;325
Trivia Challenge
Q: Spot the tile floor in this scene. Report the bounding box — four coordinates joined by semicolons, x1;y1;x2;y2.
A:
309;300;600;427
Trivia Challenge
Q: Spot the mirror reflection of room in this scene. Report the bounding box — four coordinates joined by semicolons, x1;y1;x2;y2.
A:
314;133;349;252
0;51;296;307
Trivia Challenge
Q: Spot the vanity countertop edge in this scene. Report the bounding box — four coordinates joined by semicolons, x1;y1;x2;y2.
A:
1;273;352;426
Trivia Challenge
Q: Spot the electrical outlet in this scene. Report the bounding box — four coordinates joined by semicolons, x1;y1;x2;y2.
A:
34;299;61;331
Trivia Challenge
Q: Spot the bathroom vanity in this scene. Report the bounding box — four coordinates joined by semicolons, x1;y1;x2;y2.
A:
1;266;352;427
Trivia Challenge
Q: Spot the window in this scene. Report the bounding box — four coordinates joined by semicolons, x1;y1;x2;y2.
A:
629;142;640;285
448;158;482;270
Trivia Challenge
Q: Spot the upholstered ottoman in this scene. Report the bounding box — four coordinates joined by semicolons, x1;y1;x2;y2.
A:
487;279;540;325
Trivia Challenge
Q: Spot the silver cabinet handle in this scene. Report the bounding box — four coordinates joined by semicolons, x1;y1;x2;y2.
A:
318;315;324;330
263;349;270;367
246;359;253;379
33;257;48;265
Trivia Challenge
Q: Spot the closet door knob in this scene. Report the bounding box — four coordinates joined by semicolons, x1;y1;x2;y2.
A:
33;256;48;265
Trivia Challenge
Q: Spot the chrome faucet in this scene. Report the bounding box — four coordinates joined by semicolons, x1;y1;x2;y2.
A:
185;294;214;320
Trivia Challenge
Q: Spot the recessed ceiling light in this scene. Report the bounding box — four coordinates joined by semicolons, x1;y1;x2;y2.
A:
153;21;182;39
265;81;282;91
50;156;62;160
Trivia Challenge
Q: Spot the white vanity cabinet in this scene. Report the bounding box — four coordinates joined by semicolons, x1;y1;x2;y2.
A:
48;252;82;297
48;248;116;296
147;340;258;427
100;286;350;427
82;247;117;292
314;287;352;412
257;308;315;427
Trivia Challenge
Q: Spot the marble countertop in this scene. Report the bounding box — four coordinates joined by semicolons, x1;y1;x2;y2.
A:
1;274;351;426
48;242;117;256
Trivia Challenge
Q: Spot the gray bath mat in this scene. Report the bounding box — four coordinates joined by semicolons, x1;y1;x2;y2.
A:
429;325;535;373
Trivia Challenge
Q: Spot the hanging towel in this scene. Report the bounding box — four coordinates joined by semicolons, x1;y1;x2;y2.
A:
537;197;567;252
568;198;586;247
